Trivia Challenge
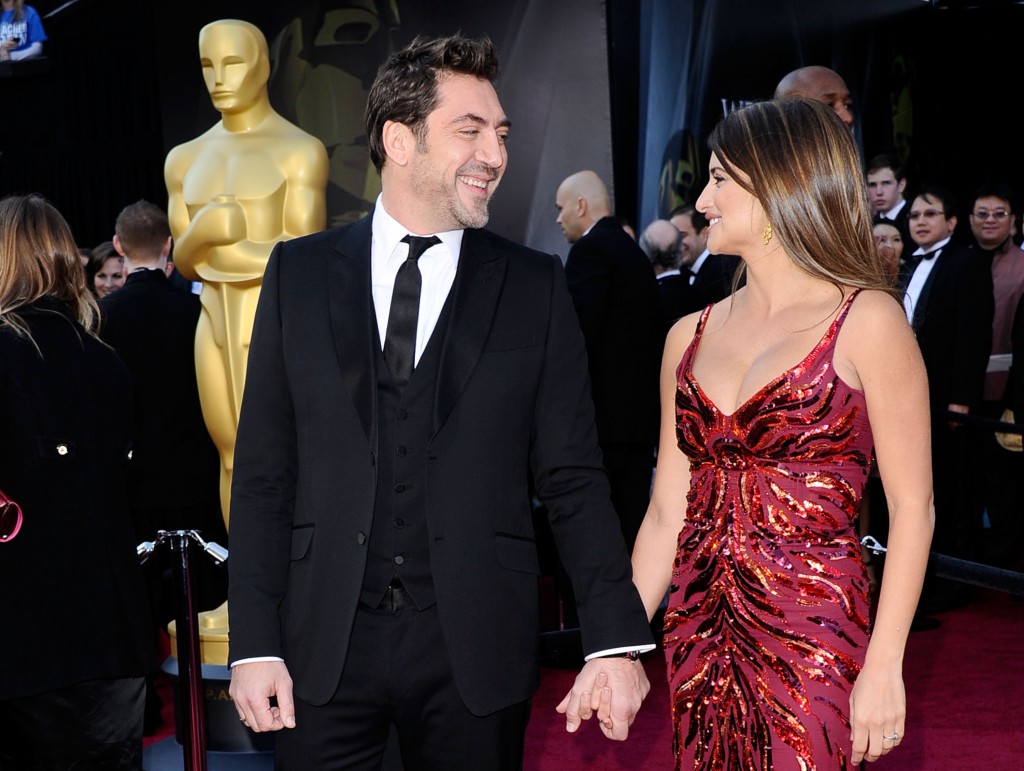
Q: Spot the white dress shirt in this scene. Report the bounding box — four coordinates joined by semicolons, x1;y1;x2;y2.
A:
371;196;463;363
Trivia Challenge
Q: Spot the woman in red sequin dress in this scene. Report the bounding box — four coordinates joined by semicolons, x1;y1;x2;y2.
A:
631;99;933;770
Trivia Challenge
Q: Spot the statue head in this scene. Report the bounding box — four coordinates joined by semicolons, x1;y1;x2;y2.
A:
198;19;271;115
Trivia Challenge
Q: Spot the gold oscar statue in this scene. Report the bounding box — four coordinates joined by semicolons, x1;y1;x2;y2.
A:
164;19;328;663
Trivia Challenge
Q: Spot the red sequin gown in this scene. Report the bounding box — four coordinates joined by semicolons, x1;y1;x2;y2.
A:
666;292;873;770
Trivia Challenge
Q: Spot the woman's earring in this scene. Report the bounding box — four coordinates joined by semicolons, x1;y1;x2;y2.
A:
762;222;773;246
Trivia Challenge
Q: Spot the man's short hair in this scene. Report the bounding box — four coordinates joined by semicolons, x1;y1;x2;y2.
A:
913;185;956;218
971;182;1016;213
365;34;499;172
668;203;708;231
640;222;682;270
866;153;906;182
115;200;170;259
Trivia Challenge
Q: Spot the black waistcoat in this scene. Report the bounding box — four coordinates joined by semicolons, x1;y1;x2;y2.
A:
360;298;454;610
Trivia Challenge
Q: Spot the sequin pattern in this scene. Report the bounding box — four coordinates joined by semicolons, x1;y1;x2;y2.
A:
666;293;873;771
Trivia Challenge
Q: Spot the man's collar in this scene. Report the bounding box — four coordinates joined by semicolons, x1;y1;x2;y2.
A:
372;193;464;265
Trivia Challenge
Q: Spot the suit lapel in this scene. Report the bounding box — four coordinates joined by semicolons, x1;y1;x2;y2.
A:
433;229;507;435
327;216;377;446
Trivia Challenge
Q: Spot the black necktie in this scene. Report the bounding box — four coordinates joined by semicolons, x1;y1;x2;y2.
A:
384;235;440;391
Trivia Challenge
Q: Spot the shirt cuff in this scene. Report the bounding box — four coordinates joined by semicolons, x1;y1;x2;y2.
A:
584;644;657;661
230;656;285;667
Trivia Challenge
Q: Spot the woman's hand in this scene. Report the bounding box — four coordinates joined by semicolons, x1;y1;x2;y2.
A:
849;661;906;763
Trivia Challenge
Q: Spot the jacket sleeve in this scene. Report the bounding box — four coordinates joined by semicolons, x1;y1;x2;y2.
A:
529;257;653;654
227;242;298;663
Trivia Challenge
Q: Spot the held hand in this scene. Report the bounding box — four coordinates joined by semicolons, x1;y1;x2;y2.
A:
849;663;906;763
229;660;297;732
556;657;650;741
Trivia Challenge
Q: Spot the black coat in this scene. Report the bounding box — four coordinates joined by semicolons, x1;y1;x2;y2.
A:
99;270;220;520
227;216;652;713
0;299;156;700
912;244;994;411
564;216;662;445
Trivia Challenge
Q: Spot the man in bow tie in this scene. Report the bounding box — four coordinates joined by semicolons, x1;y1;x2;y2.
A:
227;33;653;769
905;186;993;615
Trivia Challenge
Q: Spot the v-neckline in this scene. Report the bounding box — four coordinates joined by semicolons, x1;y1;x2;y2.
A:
685;292;856;419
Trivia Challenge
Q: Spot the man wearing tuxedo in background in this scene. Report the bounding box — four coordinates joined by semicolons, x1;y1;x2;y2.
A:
669;203;739;312
905;187;993;612
228;35;653;769
555;170;661;553
99;200;226;734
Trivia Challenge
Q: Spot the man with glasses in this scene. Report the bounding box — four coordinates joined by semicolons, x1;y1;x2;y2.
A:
906;187;994;614
967;184;1024;569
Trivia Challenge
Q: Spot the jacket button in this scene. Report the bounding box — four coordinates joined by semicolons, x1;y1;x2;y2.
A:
395;483;406;493
396;446;407;456
394;555;405;565
357;532;367;545
56;444;69;456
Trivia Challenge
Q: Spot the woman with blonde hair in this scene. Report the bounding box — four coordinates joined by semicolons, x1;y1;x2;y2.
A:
0;194;156;767
632;99;933;769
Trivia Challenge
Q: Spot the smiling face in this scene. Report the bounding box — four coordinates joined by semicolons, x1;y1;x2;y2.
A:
400;73;508;232
94;256;125;298
970;195;1013;251
695;152;765;257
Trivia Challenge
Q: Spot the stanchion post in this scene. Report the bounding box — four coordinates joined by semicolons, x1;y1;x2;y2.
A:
165;529;209;771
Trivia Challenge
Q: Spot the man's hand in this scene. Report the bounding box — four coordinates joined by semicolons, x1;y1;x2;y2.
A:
555;656;650;741
229;660;296;732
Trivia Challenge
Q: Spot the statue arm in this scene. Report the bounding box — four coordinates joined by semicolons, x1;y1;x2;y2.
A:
282;141;329;238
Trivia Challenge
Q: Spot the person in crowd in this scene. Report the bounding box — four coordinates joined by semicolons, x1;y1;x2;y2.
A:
165;18;328;525
873;219;905;285
90;240;125;299
774;65;854;127
631;98;932;768
99;199;226;732
669;203;740;310
966;183;1024;568
905;186;993;611
867;154;912;267
0;193;156;767
640;217;693;335
227;35;654;768
0;0;46;62
555;169;662;552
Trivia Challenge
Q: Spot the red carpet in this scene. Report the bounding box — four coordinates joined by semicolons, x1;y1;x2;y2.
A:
148;589;1024;769
525;589;1024;770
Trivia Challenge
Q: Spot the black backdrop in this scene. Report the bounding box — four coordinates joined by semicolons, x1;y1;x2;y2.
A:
3;0;1024;250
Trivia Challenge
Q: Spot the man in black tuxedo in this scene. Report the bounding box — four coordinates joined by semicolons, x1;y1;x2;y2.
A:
669;204;739;311
100;200;226;730
227;35;653;769
555;170;661;552
905;187;993;609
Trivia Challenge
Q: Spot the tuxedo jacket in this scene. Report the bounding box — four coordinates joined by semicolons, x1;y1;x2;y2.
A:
563;216;661;445
99;270;220;518
0;300;156;700
228;215;653;714
912;243;994;412
692;252;740;309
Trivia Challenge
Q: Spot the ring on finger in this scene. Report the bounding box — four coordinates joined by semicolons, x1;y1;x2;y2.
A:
883;732;899;741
